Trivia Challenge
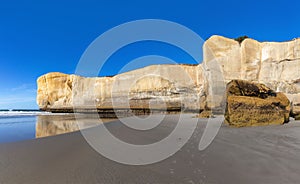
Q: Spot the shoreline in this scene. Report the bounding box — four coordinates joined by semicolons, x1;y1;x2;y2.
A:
40;108;201;119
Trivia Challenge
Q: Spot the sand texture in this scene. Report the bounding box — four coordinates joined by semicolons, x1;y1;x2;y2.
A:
1;115;300;183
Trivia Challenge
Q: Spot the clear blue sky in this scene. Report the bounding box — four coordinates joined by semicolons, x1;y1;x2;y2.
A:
0;0;299;109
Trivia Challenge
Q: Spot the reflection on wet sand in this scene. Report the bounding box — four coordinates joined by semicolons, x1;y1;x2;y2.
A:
36;114;116;138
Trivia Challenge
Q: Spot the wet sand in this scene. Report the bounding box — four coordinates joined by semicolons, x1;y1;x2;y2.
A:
1;114;300;183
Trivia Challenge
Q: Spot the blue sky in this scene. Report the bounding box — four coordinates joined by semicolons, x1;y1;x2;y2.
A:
0;0;300;109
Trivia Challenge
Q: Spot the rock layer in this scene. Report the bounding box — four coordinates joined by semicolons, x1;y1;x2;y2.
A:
225;80;290;127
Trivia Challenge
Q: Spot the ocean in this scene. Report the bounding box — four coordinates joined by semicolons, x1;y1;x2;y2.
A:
0;110;115;143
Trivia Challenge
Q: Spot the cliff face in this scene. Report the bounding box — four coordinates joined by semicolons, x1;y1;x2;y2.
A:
37;64;206;112
204;36;300;115
37;35;300;115
204;35;300;87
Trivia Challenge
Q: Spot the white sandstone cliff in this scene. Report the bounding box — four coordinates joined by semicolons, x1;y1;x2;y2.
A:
203;35;300;115
37;64;206;112
37;35;300;115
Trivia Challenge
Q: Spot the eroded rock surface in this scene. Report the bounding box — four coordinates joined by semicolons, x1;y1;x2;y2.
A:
37;65;206;112
225;80;290;127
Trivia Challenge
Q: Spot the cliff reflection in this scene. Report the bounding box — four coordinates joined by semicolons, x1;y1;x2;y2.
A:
36;114;115;138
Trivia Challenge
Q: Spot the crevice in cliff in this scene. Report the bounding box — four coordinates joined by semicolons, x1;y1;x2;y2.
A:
277;58;300;63
44;76;50;109
256;47;263;82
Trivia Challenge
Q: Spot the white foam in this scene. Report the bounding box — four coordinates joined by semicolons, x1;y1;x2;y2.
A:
0;111;51;117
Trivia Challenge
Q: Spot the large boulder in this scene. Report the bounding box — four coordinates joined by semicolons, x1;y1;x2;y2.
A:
225;80;291;127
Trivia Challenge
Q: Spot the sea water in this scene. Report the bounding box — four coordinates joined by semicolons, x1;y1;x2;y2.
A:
0;111;115;143
0;111;41;143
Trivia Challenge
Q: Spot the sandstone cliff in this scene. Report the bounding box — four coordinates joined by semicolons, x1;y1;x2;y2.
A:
203;36;300;116
37;35;300;116
37;64;206;113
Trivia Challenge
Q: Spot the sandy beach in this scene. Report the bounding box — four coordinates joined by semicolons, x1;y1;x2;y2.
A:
1;114;300;183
